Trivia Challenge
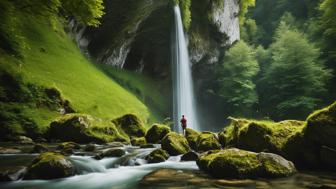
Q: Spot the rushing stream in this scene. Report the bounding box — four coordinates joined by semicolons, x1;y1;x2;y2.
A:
172;5;200;132
1;144;336;189
0;146;198;189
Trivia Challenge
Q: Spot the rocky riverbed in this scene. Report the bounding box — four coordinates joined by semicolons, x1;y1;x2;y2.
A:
0;142;335;189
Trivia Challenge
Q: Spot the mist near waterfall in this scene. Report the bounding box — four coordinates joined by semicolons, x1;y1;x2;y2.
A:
172;5;200;132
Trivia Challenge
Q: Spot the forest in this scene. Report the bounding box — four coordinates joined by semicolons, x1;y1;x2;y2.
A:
0;0;335;188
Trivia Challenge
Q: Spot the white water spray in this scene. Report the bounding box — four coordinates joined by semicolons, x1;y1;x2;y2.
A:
172;5;199;132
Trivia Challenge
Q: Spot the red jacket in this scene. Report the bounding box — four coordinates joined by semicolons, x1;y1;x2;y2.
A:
180;117;187;128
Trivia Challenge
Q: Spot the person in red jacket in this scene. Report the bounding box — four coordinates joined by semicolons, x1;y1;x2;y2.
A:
180;115;187;136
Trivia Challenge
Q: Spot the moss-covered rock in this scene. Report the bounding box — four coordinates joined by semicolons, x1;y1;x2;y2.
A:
49;114;128;144
185;128;200;150
217;102;336;170
146;148;169;163
94;148;126;160
281;132;320;168
112;114;146;138
131;137;147;146
57;142;81;150
25;152;74;180
56;142;81;155
281;102;336;169
257;152;296;178
145;124;171;144
197;148;296;179
181;151;198;161
161;132;190;155
196;131;221;152
305;102;336;148
223;119;306;154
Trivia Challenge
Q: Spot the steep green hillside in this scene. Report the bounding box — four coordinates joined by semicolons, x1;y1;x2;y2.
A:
0;12;164;137
98;65;170;121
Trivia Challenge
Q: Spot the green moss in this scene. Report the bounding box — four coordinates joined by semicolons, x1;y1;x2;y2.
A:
198;149;262;178
170;0;191;30
222;118;306;153
258;153;296;177
112;114;146;138
26;152;74;180
162;132;190;155
197;149;295;179
305;101;336;148
239;0;256;26
185;128;200;150
196;131;221;152
49;114;128;143
145;124;171;144
146;148;169;163
131;137;147;146
57;142;81;150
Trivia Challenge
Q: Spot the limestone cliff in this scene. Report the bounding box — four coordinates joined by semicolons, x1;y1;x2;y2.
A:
71;0;240;77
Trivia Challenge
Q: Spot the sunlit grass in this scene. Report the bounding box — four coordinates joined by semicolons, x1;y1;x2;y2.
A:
0;13;164;132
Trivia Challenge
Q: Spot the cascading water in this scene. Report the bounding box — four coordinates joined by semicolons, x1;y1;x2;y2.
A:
172;5;199;132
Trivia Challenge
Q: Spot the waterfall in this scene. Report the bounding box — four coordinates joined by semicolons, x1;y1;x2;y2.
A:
172;5;200;132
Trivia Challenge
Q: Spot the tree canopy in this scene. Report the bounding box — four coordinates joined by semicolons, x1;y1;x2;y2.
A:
258;22;331;120
215;41;259;116
14;0;105;27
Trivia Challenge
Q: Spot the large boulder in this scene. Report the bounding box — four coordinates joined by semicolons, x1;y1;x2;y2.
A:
131;137;147;146
222;118;306;154
25;152;74;180
145;124;171;144
216;102;336;170
112;114;146;138
197;148;296;179
257;152;297;178
162;132;190;155
305;102;336;148
196;132;221;152
146;149;169;163
281;132;320;168
185;128;200;150
283;102;336;169
49;114;128;143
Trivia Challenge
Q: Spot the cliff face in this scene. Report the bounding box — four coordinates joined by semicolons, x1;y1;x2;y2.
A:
72;0;240;77
210;0;240;45
70;0;241;129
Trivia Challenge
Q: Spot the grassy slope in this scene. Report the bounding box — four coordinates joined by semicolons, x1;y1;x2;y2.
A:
98;65;170;121
0;13;164;133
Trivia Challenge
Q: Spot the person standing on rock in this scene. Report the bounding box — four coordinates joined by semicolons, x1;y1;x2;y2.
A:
180;115;187;136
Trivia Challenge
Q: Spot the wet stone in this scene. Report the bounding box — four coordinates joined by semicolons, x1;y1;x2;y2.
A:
0;166;27;181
